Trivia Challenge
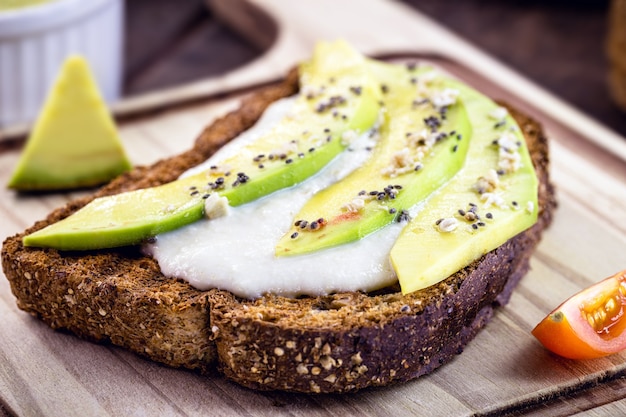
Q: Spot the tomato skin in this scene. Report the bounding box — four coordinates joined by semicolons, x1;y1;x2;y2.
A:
532;269;626;360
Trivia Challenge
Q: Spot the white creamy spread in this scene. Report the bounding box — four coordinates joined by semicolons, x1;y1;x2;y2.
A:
146;96;404;299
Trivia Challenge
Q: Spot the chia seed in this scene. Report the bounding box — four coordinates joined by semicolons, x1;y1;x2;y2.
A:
397;210;411;223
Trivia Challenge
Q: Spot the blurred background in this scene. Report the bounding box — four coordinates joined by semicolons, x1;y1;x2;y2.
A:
123;0;625;136
1;0;622;137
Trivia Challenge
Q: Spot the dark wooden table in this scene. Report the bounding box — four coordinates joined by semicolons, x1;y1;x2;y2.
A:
124;0;626;138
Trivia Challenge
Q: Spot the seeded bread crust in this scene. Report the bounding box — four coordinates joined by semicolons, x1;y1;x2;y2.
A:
210;105;555;393
1;70;299;372
1;70;555;392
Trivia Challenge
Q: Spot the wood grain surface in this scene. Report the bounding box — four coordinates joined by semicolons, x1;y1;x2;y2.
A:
1;0;626;415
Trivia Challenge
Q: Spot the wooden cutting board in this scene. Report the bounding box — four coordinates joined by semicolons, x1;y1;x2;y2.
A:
1;1;626;415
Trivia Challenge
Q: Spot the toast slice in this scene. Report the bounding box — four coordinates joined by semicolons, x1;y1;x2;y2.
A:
1;69;556;393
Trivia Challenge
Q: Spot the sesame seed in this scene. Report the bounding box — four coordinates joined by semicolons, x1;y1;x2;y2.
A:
464;211;477;222
438;217;458;232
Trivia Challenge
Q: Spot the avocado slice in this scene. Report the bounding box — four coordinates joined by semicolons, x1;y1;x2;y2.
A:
275;62;472;256
390;80;539;295
23;40;381;250
8;56;132;191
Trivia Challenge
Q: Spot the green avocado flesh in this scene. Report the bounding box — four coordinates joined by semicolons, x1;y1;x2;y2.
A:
275;62;472;256
22;41;539;297
23;40;381;250
390;80;538;294
23;176;206;250
8;56;132;191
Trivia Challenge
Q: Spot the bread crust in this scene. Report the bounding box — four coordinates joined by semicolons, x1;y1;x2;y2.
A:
1;70;299;372
210;106;555;392
1;70;555;393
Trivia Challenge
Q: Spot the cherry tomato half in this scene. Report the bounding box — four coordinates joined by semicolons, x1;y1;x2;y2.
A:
532;269;626;359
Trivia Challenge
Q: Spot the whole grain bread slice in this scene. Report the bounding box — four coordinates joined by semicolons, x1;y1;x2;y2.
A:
1;70;555;393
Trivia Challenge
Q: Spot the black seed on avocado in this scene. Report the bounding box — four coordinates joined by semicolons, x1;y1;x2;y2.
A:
397;210;411;223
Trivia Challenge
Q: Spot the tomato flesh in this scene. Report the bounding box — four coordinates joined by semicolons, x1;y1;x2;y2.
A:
532;269;626;359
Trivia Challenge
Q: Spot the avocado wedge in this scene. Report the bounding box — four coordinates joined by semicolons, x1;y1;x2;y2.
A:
8;56;131;191
23;40;381;250
275;62;472;256
390;81;538;294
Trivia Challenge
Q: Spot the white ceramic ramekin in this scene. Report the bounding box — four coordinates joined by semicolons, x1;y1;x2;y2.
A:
0;0;124;128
